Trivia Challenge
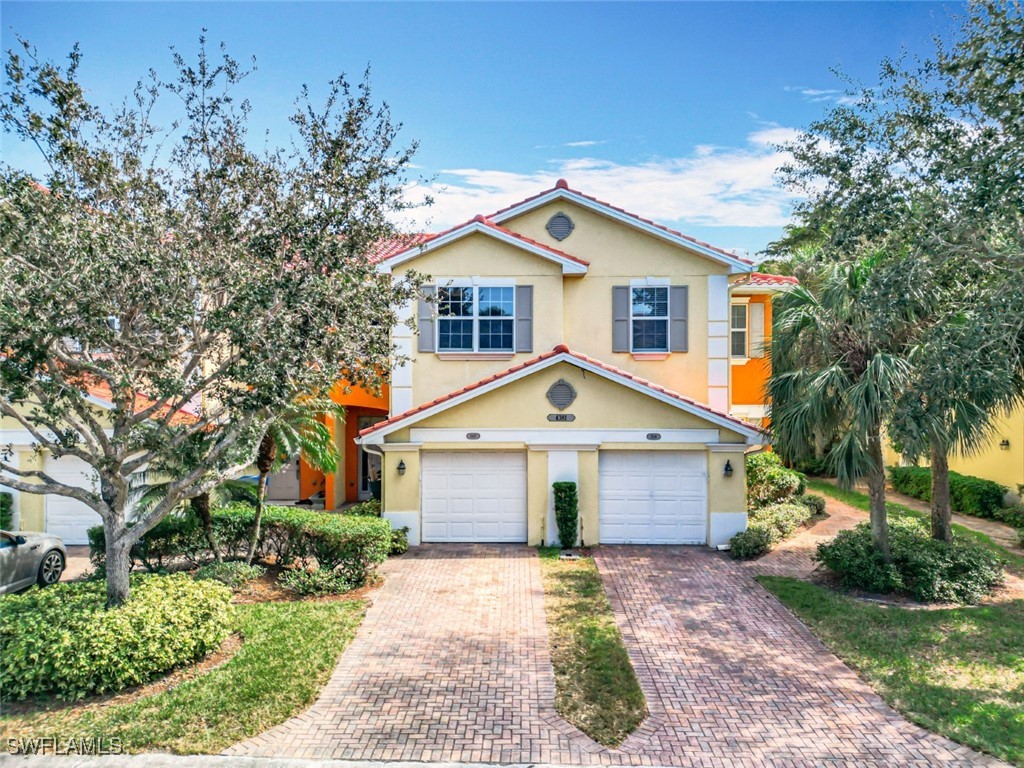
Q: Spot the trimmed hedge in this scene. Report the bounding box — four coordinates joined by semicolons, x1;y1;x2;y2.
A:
0;574;232;701
815;517;1004;604
0;492;12;530
730;501;813;559
553;481;579;549
747;452;806;510
89;504;392;587
888;466;1007;519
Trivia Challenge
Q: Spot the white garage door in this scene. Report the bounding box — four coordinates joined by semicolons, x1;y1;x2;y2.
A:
44;456;102;545
599;451;707;544
421;452;527;542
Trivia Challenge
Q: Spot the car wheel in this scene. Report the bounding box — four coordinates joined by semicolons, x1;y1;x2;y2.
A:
37;550;65;587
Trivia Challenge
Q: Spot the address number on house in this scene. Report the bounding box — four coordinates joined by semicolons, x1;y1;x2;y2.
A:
547;413;576;422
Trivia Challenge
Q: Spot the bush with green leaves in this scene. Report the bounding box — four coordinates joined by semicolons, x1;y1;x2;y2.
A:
194;561;266;590
0;492;12;529
277;567;350;596
888;466;1007;518
815;517;1004;604
993;505;1024;530
552;481;579;548
746;452;805;510
729;502;813;559
799;494;827;516
389;526;410;556
0;574;232;701
344;499;382;517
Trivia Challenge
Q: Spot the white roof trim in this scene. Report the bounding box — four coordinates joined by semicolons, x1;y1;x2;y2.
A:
379;220;588;275
491;188;753;274
356;352;763;445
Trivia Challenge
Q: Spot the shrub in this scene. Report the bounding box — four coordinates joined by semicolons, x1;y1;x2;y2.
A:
0;492;12;530
888;466;1007;518
344;499;382;517
729;525;773;559
0;574;232;701
799;494;827;516
994;505;1024;530
277;567;350;596
815;517;1004;604
746;452;805;509
552;481;579;549
794;456;830;477
194;561;266;590
389;526;410;556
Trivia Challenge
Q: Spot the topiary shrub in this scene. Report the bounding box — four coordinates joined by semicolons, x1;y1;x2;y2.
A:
799;494;827;516
0;492;12;530
194;561;266;590
0;573;232;701
552;481;579;549
277;567;350;596
815;517;1004;603
746;452;805;510
888;466;1007;518
729;525;773;559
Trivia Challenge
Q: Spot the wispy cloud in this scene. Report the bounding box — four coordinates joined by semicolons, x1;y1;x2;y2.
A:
785;85;859;106
562;139;606;148
402;127;801;233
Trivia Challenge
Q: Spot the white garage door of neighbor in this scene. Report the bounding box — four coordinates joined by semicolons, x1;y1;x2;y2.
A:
599;451;708;544
421;452;527;543
44;455;102;545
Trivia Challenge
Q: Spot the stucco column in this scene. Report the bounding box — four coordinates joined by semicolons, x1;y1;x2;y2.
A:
526;449;548;546
15;450;44;532
380;446;421;544
707;445;748;547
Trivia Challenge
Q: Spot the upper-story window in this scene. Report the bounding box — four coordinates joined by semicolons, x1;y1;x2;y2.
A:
730;303;748;358
631;287;669;352
438;285;515;352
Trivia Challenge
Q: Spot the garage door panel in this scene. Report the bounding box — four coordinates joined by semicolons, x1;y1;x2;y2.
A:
421;452;527;543
44;456;102;545
599;451;708;545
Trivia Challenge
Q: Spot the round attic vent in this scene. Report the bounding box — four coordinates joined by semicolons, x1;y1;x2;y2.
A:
546;212;575;241
546;379;577;410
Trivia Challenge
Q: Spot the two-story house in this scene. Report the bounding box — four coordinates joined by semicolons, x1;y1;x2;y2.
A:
355;180;793;548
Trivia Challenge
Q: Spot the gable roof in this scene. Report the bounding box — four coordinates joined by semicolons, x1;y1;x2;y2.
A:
374;215;589;275
356;345;764;444
488;179;755;274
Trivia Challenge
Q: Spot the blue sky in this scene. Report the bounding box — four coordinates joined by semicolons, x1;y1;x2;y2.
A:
2;2;962;256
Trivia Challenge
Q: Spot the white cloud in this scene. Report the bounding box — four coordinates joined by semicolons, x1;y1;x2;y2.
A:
402;127;801;232
562;140;606;148
785;85;859;106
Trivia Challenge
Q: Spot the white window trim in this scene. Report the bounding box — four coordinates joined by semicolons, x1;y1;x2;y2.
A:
436;281;517;354
630;284;670;354
730;300;749;362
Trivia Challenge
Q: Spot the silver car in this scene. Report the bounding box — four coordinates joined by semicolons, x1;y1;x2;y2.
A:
0;530;67;594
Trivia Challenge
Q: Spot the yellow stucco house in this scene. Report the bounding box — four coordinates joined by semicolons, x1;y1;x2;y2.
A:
356;180;793;547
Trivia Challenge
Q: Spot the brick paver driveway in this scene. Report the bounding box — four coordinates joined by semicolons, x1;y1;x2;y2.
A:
229;544;1002;767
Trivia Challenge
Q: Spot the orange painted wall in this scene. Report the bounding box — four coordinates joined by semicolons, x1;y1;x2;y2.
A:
731;294;773;406
330;380;389;410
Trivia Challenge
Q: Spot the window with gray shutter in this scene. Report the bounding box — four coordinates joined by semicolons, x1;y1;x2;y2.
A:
515;285;533;352
612;286;630;352
417;286;436;353
670;285;688;352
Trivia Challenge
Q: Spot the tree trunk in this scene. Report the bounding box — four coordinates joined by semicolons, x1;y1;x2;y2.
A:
930;441;953;543
105;526;132;608
246;431;275;566
866;427;891;562
191;492;222;563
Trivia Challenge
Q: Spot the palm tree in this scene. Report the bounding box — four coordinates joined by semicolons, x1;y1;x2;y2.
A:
769;258;917;560
245;398;343;565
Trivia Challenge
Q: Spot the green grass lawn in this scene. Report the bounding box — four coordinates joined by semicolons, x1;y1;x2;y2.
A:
0;599;365;754
806;478;1024;573
762;576;1024;766
537;548;647;747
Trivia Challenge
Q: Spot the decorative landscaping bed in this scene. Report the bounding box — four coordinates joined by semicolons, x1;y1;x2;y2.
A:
537;548;646;747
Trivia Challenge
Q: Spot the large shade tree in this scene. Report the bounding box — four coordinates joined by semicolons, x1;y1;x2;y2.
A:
0;38;424;605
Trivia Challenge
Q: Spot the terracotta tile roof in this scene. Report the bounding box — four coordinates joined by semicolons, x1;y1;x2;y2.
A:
735;272;799;287
488;179;755;266
83;379;199;426
371;216;590;268
358;345;762;438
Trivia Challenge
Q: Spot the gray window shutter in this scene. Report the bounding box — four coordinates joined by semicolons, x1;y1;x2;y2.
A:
749;301;765;358
417;286;436;353
515;285;533;353
670;285;689;353
612;286;630;352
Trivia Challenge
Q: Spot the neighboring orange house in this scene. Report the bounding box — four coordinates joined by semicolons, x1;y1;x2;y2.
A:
727;273;798;427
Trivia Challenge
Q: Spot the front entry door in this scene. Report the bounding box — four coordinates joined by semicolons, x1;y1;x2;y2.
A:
358;415;386;500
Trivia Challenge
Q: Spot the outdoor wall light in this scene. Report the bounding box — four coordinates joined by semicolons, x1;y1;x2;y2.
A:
723;460;734;478
1000;439;1011;450
397;460;406;476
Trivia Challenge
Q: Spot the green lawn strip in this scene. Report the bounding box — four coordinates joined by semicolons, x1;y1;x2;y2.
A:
537;548;647;747
1;599;365;754
760;576;1024;766
807;478;1024;573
